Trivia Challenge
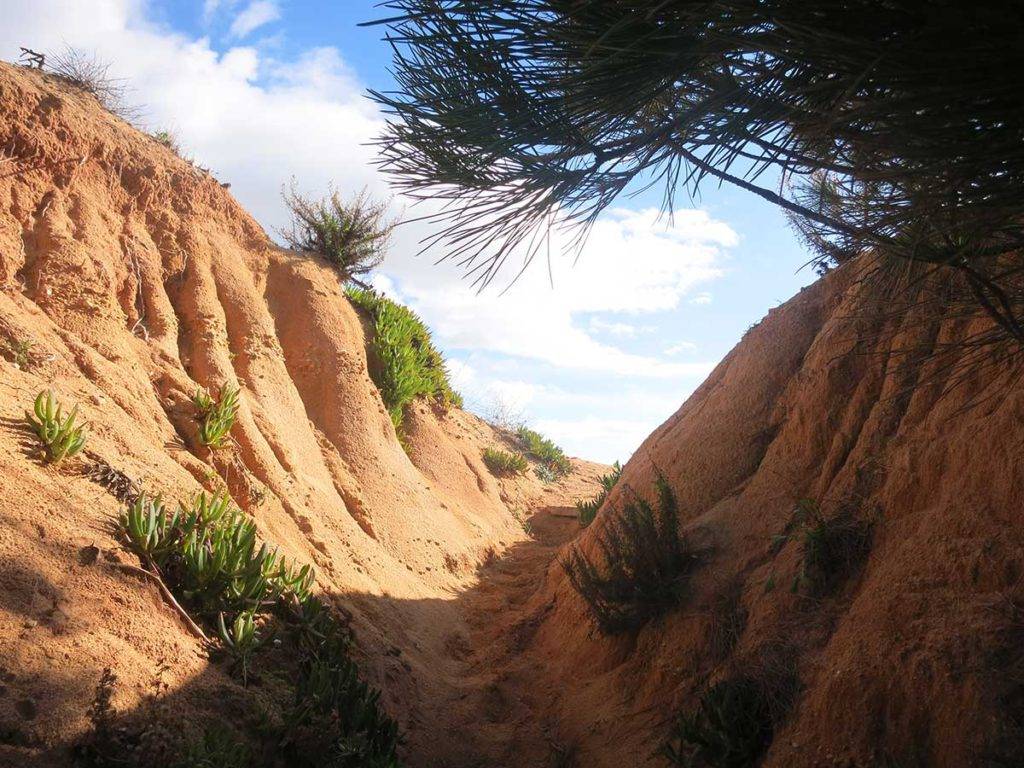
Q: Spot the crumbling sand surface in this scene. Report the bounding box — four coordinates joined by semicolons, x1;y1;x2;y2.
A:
2;60;1023;768
498;268;1024;767
0;62;604;767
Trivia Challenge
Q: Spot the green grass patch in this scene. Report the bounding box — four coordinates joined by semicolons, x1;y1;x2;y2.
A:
563;477;700;635
575;461;622;526
482;447;528;476
516;426;571;477
345;286;462;432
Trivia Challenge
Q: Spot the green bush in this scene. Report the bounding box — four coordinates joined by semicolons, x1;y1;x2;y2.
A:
120;489;310;615
774;499;874;597
482;447;528;476
345;286;462;431
193;383;239;449
661;678;774;768
286;653;402;767
281;184;396;283
562;477;699;635
516;426;571;477
575;461;622;526
115;489;402;766
25;389;87;462
175;725;252;768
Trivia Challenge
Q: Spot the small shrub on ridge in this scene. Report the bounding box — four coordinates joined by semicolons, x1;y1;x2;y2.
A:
47;46;138;121
516;425;571;477
482;447;528;476
281;183;396;283
152;129;182;155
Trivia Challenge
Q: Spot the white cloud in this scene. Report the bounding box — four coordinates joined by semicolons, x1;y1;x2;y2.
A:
203;0;229;24
389;206;733;378
535;416;659;464
664;341;698;356
588;318;654;339
689;291;713;305
228;0;280;39
0;0;737;459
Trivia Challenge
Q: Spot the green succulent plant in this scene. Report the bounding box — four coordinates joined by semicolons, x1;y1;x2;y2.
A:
112;484;401;766
481;447;528;476
120;493;179;565
25;389;88;463
344;286;461;435
217;610;263;685
193;383;239;449
176;724;253;768
516;426;571;477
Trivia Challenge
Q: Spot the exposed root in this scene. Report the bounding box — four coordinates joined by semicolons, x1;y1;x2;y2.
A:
107;561;208;642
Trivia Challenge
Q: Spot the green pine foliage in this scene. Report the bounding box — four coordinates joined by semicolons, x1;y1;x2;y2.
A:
345;286;462;431
563;477;700;635
482;447;528;476
516;426;571;478
25;389;87;463
575;461;622;526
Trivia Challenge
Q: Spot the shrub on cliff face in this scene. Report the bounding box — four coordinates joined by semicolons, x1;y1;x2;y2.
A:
662;643;799;768
281;184;397;285
345;285;462;432
563;477;700;635
661;677;774;768
516;426;571;478
482;447;528;476
773;498;874;597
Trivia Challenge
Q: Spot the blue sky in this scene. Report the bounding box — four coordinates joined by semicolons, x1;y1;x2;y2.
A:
0;0;815;463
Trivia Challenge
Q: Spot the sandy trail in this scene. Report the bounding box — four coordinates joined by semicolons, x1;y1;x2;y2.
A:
406;506;583;768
